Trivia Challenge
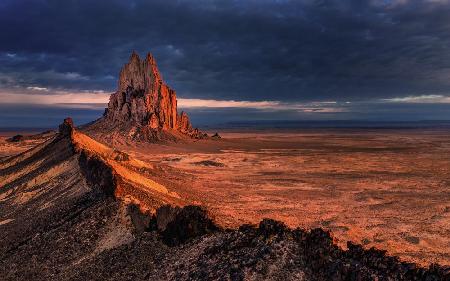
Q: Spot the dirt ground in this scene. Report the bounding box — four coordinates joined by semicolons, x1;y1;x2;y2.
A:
2;128;449;266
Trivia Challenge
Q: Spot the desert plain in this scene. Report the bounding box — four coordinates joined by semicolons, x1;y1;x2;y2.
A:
1;127;449;267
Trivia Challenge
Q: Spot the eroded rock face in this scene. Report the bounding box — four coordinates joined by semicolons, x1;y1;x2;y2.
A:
102;52;205;140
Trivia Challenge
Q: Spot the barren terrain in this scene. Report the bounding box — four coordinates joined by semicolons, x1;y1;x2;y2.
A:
1;128;449;267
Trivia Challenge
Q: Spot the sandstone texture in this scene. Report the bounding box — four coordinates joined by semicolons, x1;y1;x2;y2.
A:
87;52;206;142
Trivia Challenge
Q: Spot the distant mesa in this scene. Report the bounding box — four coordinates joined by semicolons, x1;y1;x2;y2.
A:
85;51;207;142
7;131;56;143
8;134;24;142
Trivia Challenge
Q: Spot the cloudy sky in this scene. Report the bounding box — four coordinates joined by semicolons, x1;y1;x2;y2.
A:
2;0;450;127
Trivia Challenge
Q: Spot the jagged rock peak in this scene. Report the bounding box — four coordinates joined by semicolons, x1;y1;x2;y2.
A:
106;51;176;130
100;51;207;140
118;51;162;93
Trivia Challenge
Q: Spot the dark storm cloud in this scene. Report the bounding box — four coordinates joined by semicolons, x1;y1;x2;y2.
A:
1;0;450;102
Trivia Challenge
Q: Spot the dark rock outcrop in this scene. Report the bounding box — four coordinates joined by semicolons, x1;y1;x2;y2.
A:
193;160;225;167
181;218;449;281
58;117;74;137
153;205;219;246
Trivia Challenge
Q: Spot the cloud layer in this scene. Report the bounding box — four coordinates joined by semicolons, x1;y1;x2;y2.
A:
1;0;450;126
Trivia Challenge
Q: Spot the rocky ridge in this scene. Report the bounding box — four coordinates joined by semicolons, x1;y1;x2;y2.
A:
1;119;449;280
86;52;206;142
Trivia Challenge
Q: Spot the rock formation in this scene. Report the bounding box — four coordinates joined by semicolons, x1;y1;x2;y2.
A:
88;51;206;142
58;117;74;137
